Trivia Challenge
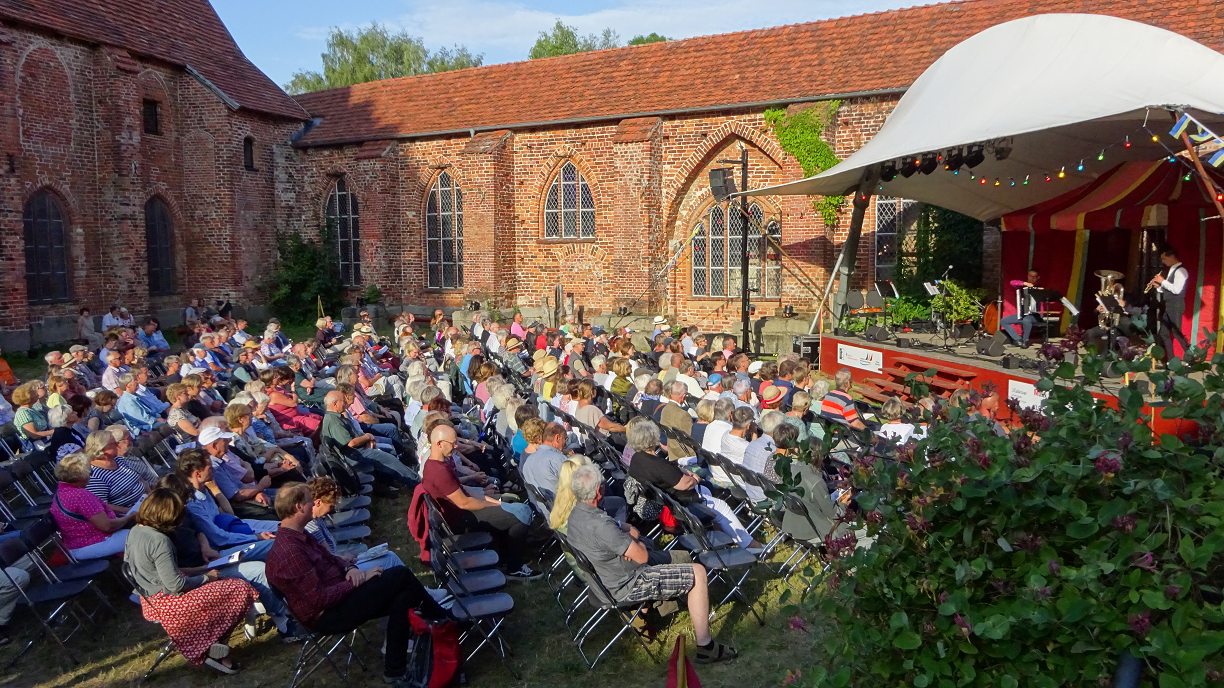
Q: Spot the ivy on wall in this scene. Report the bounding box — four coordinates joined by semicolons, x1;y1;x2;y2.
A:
764;100;844;226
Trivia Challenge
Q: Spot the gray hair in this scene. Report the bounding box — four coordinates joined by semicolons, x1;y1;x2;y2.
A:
790;390;813;413
759;410;786;436
627;419;662;453
405;378;427;401
731;406;756;430
677;359;695;374
334;365;357;386
105;424;132;442
633;373;653;390
590;354;606;369
419;386;443;405
732;379;751;397
644;379;663;396
251;391;271;410
231;392;254;407
163;355;180;366
118;373;136;388
713;398;735;421
835;368;854;390
284;354;301;367
44;351;60;364
695;399;715;423
47;404;72;428
657;352;672;369
505;398;526;431
810;379;831;399
491;383;515;410
54;452;93;483
570;463;605;503
720;375;737;392
669;380;688;400
405;360;426;378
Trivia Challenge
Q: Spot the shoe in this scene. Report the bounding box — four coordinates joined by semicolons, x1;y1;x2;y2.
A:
280;631;306;644
506;565;543;581
694;641;739;664
205;658;240;674
383;674;404;685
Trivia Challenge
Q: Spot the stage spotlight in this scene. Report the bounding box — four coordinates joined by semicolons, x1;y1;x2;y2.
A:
964;145;986;169
880;161;898;182
469;301;481;311
919;154;938;175
899;156;917;178
617;306;628;316
994;141;1012;161
782;305;795;318
944;148;964;172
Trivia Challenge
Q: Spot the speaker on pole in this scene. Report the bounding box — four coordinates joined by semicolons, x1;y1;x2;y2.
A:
709;168;738;202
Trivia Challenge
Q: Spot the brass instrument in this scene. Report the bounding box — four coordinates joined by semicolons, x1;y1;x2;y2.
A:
1095;270;1125;329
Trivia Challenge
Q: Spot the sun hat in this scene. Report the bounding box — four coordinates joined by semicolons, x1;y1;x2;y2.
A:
747;360;764;374
242;340;260;349
504;337;523;350
652;315;667;325
532;349;547;363
198;427;234;445
539;357;560;378
760;385;785;407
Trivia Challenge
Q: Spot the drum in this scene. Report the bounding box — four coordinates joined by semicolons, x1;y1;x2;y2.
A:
982;303;1000;335
865;291;885;309
846;291;865;310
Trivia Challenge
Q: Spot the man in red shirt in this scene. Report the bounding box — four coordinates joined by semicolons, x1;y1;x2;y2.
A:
265;482;449;684
819;368;869;431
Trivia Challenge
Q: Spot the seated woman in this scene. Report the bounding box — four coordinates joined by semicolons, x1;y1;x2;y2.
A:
777;431;849;546
84;430;150;515
249;392;313;460
12;382;53;446
551;378;577;416
45;405;88;462
224;403;306;481
305;477;404;570
471;362;497;406
164;383;201;444
782;390;825;444
573;379;625;437
124;487;259;674
266;367;321;435
45;375;70;409
180;375;216;420
876;396;916;444
51;452;136;559
84;390;122;432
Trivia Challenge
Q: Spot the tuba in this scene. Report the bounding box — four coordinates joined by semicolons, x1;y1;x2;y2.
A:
1095;270;1124;329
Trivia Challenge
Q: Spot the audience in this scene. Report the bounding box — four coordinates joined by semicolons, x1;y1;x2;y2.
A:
51;452;136;559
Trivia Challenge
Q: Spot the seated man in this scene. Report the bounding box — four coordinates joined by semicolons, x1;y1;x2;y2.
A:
519;422;569;506
657;381;697;462
287;354;328;409
101;350;130;392
115;373;164;435
422;424;541;580
321;391;417;486
820;368;870;431
266;482;450;685
198;425;277;519
566;464;738;664
137;319;170;358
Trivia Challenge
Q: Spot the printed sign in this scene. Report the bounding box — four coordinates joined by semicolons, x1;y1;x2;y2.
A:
1008;379;1048;410
836;343;883;373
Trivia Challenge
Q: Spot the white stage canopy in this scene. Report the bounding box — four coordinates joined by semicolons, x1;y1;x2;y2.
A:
745;14;1224;221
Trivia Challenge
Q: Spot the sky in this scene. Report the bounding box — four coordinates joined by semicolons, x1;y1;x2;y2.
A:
211;0;923;88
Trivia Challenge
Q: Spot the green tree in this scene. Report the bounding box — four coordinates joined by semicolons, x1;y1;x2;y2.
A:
528;20;620;59
285;23;483;94
627;32;669;45
262;225;345;323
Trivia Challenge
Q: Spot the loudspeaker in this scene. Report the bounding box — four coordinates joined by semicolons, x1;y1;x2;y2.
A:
865;325;889;341
976;331;1006;357
833;327;853;337
954;323;978;340
896;337;913;348
1001;354;1020;369
1102;361;1123;379
709;168;738;201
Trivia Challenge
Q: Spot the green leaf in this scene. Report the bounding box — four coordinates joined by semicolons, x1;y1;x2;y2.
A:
832;665;851;687
914;675;931;688
1001;676;1019;688
1159;675;1187;688
1062;598;1092;623
893;631;922;650
1179;537;1197;568
1067;520;1100;539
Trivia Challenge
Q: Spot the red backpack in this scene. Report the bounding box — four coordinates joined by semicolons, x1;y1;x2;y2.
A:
404;611;462;687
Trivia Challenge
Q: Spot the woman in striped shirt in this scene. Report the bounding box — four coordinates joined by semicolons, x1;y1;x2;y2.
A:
84;430;148;516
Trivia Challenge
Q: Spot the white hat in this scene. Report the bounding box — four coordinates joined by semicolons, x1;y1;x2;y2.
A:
198;427;234;445
747;361;764;374
652;315;667;325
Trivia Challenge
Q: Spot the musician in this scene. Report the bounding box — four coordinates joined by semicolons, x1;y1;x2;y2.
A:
1085;282;1142;354
1148;246;1189;359
999;270;1042;349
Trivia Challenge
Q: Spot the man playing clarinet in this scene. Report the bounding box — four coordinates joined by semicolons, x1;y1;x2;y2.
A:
1148;246;1189;361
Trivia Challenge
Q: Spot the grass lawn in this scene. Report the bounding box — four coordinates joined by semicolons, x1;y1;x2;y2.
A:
0;490;821;688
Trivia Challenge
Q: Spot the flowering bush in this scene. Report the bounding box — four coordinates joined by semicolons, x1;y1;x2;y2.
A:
787;340;1224;686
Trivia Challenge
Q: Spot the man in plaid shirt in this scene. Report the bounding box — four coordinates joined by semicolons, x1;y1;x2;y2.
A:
498;337;531;379
266;483;450;684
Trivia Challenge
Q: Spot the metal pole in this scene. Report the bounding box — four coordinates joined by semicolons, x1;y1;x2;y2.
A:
832;169;878;324
810;249;845;335
740;148;751;353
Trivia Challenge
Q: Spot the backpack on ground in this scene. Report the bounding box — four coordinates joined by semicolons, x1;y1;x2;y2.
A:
403;611;462;687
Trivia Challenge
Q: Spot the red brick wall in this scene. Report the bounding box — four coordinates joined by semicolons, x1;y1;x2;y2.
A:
289;97;904;331
0;23;300;345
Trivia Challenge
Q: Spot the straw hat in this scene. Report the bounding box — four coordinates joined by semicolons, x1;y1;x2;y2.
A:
652;315;667;325
532;349;547;363
760;385;785;408
538;357;560;378
504;337;523;350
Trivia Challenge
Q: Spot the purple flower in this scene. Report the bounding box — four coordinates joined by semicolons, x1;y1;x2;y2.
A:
990;579;1015;595
1164;585;1182;599
1112;514;1137;534
1128;611;1151;637
1132;552;1156;570
1048;559;1061;576
865;510;883;524
954;613;973;637
1038;342;1065;363
977;453;992;470
788;616;809;632
938;591;949;604
1118;431;1133;452
1061;326;1085;351
1095;452;1122;479
1015;534;1043;553
907;513;932;534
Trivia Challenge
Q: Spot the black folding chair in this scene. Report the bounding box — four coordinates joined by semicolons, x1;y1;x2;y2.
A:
119;562;179;683
274;583;369;688
0;537;96;668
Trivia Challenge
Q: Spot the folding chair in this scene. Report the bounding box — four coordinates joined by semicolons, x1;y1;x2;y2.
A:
420;495;497;568
721;461;790;560
653;491;764;626
274;583;369;688
19;515;113;590
11;453;54;502
119;562;179;683
0;537;95;668
0;468;50;523
556;533;676;669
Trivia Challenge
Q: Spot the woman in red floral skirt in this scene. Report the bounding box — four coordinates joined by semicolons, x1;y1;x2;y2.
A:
124;488;258;674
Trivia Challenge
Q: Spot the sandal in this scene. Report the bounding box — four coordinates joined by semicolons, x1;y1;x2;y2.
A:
694;642;738;664
208;643;231;660
204;658;240;674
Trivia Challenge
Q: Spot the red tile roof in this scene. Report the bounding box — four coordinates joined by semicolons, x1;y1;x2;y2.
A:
293;0;1224;147
0;0;307;121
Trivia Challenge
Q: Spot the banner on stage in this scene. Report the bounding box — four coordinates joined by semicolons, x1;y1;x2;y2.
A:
836;343;883;373
1008;379;1048;410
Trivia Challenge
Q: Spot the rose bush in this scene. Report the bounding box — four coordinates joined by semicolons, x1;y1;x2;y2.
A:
780;339;1224;687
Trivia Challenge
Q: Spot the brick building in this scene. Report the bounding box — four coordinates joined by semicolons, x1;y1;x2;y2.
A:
3;0;1223;348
